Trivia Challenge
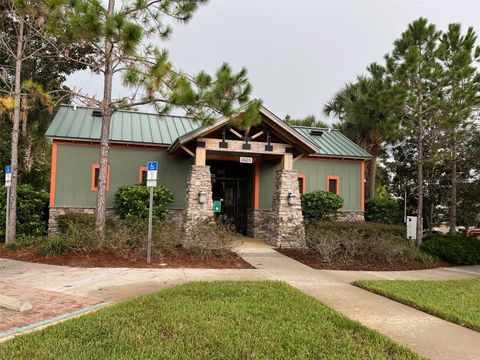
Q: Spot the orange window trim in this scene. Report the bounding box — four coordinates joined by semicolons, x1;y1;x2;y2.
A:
253;160;260;209
138;166;147;184
91;163;110;192
361;161;365;211
326;175;340;195
49;143;58;207
298;173;306;194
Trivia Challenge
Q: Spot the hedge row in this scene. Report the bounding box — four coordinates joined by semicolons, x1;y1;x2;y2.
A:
421;234;480;265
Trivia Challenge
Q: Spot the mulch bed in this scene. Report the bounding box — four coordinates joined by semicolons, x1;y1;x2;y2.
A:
0;245;253;269
277;248;450;271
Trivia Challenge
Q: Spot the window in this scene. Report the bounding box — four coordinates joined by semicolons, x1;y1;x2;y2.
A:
327;175;339;194
297;174;306;194
91;163;110;192
139;166;147;185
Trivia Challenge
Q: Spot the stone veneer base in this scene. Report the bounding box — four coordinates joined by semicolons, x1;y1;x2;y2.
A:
247;209;271;239
182;165;214;242
267;169;306;248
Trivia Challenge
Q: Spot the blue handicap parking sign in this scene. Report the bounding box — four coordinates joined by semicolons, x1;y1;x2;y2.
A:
5;166;11;174
147;161;158;171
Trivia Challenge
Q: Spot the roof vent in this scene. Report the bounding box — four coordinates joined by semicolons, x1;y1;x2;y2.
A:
92;110;102;117
309;129;323;136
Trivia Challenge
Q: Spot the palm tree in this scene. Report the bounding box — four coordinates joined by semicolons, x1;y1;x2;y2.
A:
323;66;398;199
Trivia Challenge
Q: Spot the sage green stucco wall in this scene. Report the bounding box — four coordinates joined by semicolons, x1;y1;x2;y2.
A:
54;143;363;212
54;144;192;208
259;158;362;211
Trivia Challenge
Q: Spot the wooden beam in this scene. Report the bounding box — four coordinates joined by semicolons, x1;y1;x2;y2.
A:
250;130;264;140
293;154;303;162
199;137;290;155
195;147;206;166
181;145;194;157
229;128;243;139
282;153;293;170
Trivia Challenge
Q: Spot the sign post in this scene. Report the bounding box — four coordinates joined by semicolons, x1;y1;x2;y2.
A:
146;161;158;264
5;166;11;243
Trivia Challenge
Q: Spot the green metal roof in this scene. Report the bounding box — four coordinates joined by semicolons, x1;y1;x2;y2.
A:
291;126;371;159
46;105;370;159
46;105;201;145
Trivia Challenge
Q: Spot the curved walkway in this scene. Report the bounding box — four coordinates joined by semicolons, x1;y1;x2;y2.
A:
238;243;480;360
1;248;480;359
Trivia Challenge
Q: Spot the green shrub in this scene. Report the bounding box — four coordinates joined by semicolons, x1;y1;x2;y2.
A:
301;191;343;221
0;184;49;240
113;185;174;220
38;236;71;257
56;213;95;234
4;235;36;250
304;221;429;264
310;221;405;238
365;187;400;224
186;218;237;260
421;234;480;265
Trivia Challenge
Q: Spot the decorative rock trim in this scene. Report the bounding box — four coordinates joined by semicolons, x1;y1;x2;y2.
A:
182;165;214;240
247;209;271;239
337;211;365;222
267;169;306;248
48;207;95;234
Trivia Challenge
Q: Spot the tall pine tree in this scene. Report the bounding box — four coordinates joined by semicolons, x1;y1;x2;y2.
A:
437;23;480;234
385;18;443;245
47;0;261;240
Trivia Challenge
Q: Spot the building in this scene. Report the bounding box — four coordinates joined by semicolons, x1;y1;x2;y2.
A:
46;105;371;247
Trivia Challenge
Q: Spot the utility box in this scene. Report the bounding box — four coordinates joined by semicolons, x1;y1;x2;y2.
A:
407;216;417;240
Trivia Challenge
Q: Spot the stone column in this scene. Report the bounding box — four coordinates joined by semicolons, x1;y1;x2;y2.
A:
182;165;213;239
267;169;305;248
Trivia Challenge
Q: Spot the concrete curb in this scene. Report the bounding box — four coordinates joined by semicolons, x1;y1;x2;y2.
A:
0;302;109;341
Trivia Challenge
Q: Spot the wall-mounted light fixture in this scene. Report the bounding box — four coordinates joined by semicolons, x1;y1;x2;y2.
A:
287;192;296;205
198;190;207;204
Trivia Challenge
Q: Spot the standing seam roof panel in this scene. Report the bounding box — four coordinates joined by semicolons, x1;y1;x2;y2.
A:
46;106;370;158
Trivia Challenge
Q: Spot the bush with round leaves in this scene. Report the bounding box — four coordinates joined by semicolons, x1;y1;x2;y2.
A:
301;190;343;222
365;186;400;224
0;184;49;240
113;184;174;220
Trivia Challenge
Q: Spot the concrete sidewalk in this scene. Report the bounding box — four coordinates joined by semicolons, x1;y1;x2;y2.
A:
239;246;480;360
2;251;480;359
0;259;264;302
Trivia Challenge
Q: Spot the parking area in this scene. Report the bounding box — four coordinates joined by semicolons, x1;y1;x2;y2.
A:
0;281;101;337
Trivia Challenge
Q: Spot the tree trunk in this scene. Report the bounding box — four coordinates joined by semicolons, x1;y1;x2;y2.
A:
428;196;434;235
6;16;24;244
23;132;33;172
416;122;424;247
449;130;457;235
366;154;377;199
94;0;115;243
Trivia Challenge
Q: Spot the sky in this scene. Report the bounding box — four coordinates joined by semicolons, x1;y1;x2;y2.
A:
66;0;480;124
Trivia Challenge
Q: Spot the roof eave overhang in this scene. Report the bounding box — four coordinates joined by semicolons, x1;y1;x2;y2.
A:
168;106;319;155
49;137;170;148
308;154;372;160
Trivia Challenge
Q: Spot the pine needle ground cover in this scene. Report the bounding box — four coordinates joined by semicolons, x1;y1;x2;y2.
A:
0;281;420;360
354;278;480;331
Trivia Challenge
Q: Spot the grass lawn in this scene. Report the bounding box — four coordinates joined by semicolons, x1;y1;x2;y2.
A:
0;281;421;360
354;278;480;332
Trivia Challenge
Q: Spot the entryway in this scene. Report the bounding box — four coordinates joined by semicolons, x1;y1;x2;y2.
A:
208;159;254;235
